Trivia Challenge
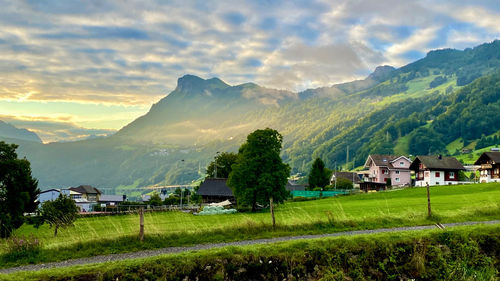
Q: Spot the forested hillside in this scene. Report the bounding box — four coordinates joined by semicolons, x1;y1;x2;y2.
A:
4;40;500;193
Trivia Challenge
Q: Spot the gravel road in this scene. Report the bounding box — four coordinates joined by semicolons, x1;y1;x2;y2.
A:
1;220;498;274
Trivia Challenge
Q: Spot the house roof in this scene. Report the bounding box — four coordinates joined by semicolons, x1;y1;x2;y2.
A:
286;182;306;191
197;178;233;197
474;152;500;165
69;185;101;195
39;189;61;194
364;155;411;169
99;195;124;202
410;155;465;170
330;171;362;184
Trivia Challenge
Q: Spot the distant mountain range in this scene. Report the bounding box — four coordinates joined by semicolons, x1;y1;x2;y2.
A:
2;40;500;193
0;121;42;143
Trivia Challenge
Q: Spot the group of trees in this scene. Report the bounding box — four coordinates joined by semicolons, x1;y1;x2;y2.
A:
0;141;78;238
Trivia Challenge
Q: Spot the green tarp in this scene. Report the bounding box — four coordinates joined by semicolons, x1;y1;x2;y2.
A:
290;190;350;198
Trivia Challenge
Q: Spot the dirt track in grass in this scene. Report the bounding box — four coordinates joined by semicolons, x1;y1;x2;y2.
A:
1;220;498;274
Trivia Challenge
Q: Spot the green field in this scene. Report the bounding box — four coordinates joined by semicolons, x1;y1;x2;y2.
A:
3;224;499;281
2;183;499;268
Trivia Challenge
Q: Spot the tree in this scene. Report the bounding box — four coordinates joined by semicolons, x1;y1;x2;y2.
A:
206;152;238;178
228;128;290;222
0;141;40;238
148;192;162;206
335;178;354;189
39;194;79;237
308;158;330;189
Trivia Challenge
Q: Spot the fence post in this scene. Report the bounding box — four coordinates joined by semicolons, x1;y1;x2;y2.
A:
139;207;144;242
426;183;432;217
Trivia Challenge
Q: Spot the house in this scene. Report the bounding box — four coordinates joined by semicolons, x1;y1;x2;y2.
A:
474;152;500;183
99;195;126;206
37;188;72;204
364;155;412;187
68;185;101;202
330;171;362;188
38;189;62;204
197;178;234;203
410;155;465;186
286;181;306;191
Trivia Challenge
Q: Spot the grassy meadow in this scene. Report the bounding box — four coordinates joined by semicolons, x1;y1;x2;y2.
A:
3;224;499;281
1;182;499;267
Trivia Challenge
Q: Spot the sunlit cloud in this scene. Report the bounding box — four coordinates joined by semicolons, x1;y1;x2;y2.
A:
0;0;498;138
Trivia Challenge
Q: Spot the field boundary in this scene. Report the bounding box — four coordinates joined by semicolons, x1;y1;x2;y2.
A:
1;220;499;274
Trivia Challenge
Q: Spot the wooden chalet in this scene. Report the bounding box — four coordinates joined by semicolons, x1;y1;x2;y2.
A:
410;155;465;186
474;152;500;183
197;178;235;203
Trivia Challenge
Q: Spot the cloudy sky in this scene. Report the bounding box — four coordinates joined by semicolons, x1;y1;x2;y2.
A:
0;0;499;142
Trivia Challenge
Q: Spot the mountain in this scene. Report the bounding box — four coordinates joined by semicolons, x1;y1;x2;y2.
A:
0;121;42;143
5;40;500;193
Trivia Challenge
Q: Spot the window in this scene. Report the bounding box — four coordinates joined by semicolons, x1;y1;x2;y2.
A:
395;170;400;175
395;177;400;182
382;169;387;174
449;172;455;179
400;161;404;166
435;172;440;177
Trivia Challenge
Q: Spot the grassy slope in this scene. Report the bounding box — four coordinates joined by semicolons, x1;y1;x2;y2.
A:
12;183;500;248
3;224;499;281
1;183;498;268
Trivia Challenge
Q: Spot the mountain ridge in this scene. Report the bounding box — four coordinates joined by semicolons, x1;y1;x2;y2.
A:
5;39;500;192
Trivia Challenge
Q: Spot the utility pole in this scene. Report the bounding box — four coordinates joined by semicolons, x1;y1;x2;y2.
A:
334;161;337;189
346;145;349;171
426;183;432;217
214;151;220;178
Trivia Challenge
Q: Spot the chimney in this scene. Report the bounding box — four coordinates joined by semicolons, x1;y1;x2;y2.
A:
438;155;442;160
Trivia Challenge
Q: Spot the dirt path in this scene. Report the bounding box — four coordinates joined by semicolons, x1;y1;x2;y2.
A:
1;220;499;274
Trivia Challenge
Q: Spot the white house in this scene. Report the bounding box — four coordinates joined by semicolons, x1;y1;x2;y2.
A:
410;155;465;186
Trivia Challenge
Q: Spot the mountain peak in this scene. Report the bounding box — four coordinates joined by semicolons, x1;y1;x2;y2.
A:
0;120;42;143
368;65;396;82
176;74;229;93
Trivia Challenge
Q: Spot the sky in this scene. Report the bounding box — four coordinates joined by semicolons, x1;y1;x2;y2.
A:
0;0;499;142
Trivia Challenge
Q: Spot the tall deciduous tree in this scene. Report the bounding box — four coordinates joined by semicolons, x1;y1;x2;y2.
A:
308;158;330;189
206;152;238;178
39;194;79;237
0;141;40;238
228;129;290;219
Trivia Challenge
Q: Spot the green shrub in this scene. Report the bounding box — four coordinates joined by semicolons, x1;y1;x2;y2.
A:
3;235;41;262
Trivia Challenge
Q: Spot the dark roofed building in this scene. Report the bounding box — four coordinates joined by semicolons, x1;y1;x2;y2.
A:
410;155;465;186
99;195;126;206
286;182;306;191
475;152;500;183
197;178;234;203
69;185;101;202
330;171;362;185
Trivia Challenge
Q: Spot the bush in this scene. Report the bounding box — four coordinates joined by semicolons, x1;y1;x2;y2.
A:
4;235;41;261
163;196;180;205
335;178;354;189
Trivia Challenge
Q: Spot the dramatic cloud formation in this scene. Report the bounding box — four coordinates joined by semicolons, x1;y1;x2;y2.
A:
0;0;498;138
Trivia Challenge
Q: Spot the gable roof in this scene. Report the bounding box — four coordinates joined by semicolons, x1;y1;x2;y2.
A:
39;189;61;194
474;152;500;165
69;185;101;195
410;155;465;170
197;178;233;197
286;182;306;191
330;171;362;184
364;155;410;169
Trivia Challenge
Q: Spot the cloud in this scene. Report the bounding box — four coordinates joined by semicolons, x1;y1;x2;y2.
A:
0;115;116;143
0;0;498;133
